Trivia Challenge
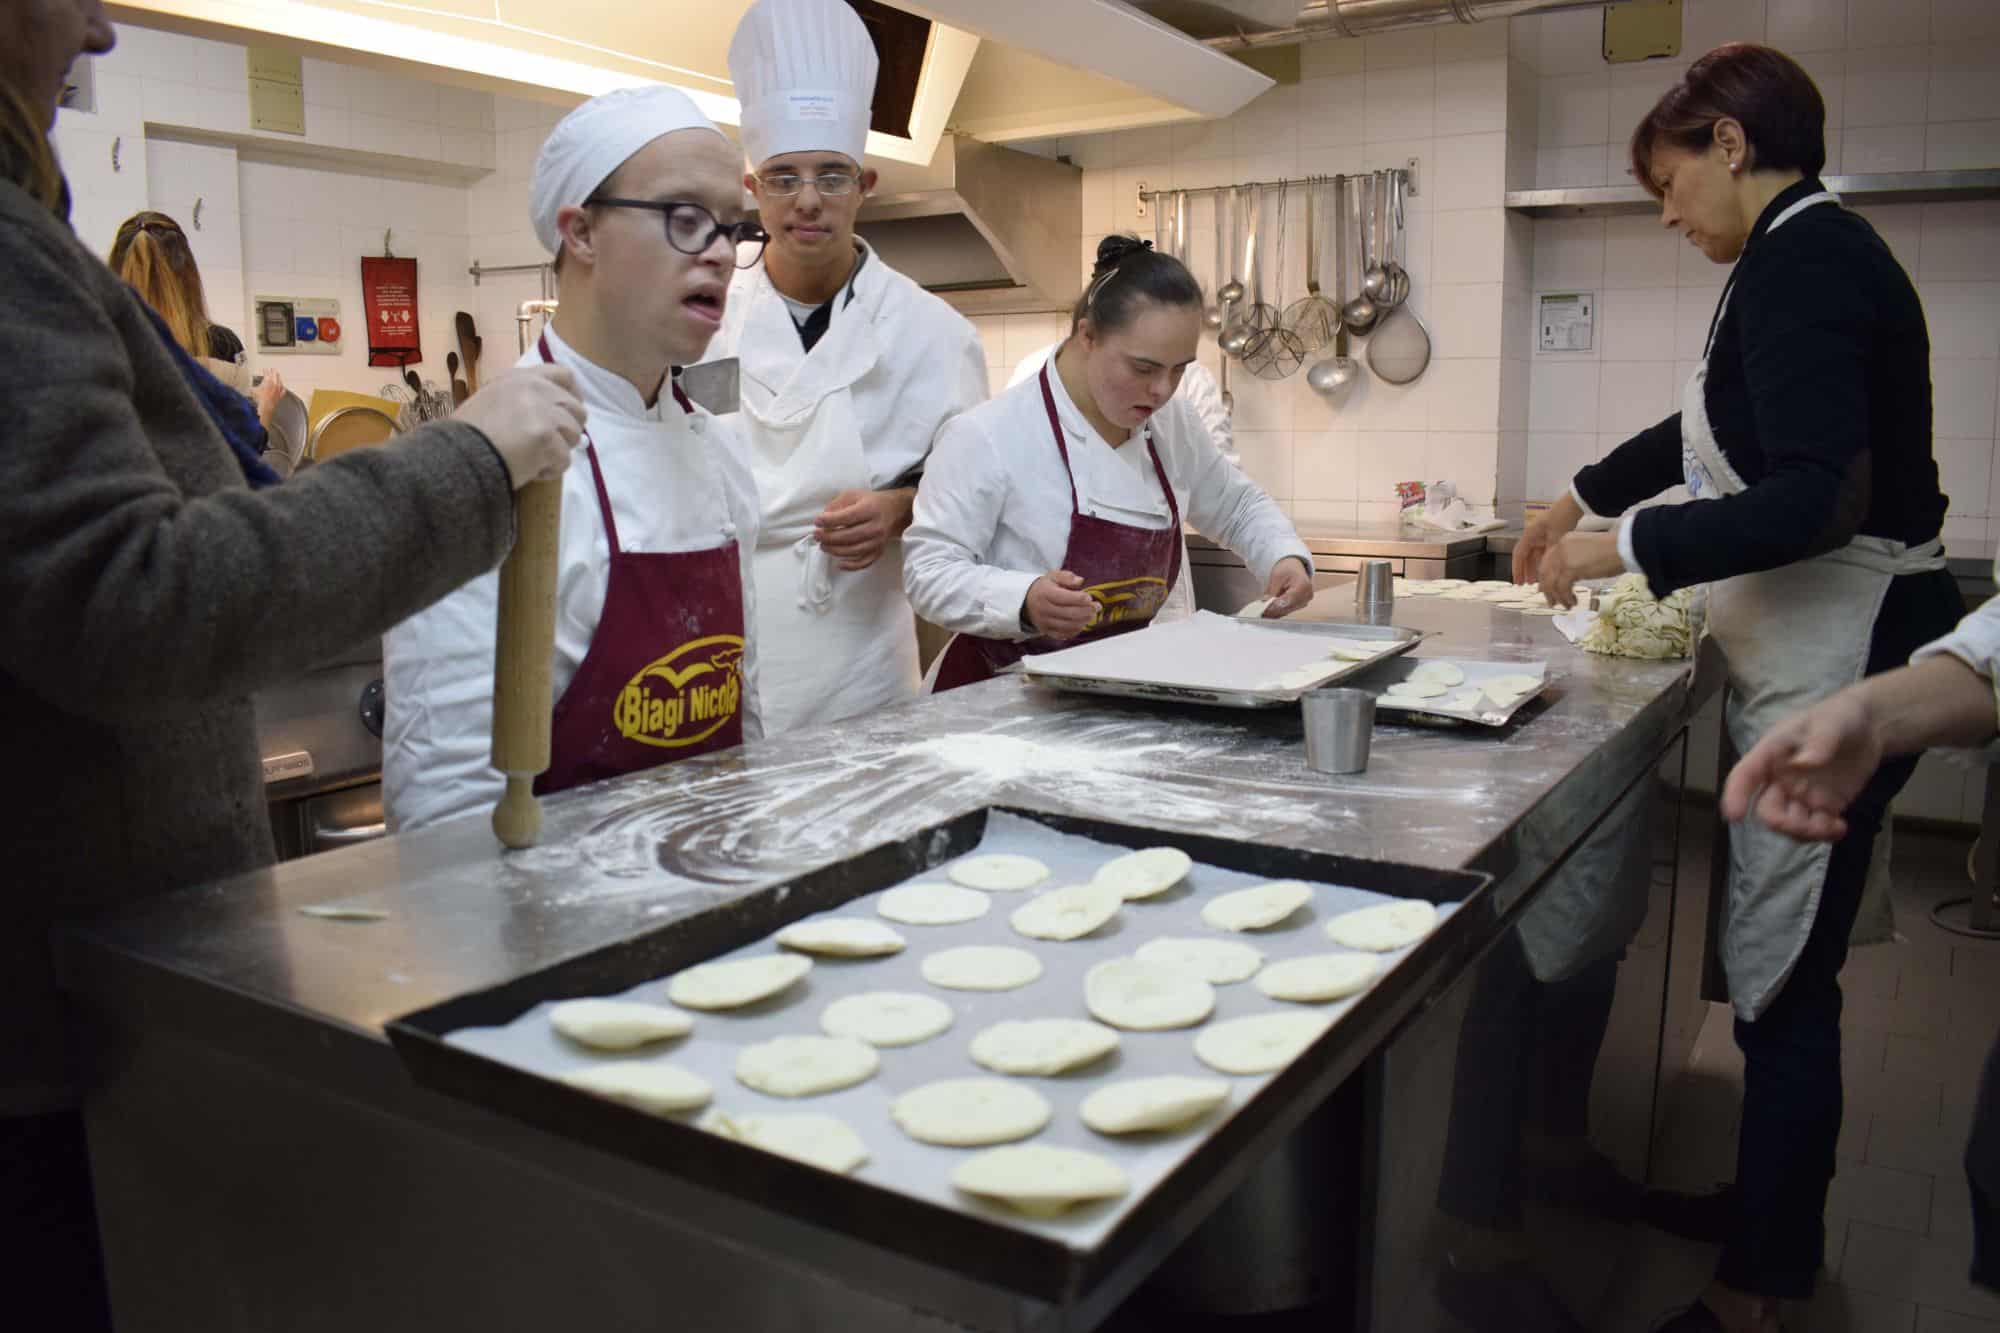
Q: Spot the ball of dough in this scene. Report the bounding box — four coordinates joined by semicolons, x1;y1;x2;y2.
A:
1081;1076;1232;1135
969;1018;1120;1076
1255;953;1380;1003
1093;846;1193;900
1085;958;1216;1030
667;954;812;1011
699;1109;868;1174
735;1035;880;1098
877;882;991;926
820;991;954;1047
1194;1011;1334;1075
953;1144;1129;1218
548;999;693;1050
892;1077;1052;1146
1200;880;1312;932
1324;899;1439;952
921;945;1044;992
1010;883;1124;941
776;917;907;958
947;853;1050;893
559;1061;712;1114
1133;936;1264;985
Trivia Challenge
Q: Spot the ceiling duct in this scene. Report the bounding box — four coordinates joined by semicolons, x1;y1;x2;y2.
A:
1142;0;1637;48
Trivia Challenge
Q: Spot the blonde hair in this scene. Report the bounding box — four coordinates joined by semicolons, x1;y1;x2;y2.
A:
0;82;65;216
109;212;214;359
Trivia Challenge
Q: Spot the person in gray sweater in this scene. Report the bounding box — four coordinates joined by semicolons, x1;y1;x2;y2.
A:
0;5;587;1325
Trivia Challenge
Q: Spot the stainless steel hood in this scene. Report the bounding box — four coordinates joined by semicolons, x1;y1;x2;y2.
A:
855;134;1082;317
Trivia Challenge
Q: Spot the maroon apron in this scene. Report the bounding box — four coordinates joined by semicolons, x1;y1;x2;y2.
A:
931;364;1183;693
534;335;747;795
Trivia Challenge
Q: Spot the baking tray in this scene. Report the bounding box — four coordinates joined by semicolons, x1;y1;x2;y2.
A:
1019;611;1422;708
1355;655;1554;728
387;806;1488;1309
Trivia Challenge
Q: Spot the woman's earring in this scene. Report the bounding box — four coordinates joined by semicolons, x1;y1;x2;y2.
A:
1729;161;1742;173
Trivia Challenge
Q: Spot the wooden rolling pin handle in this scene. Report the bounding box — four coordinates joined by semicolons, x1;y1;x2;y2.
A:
490;476;563;849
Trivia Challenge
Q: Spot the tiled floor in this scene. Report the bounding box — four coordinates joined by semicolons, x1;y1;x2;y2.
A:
1605;831;2000;1333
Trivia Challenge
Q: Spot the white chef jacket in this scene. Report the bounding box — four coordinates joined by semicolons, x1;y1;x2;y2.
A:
382;326;764;833
1912;565;2000;728
1008;341;1232;457
906;358;1310;641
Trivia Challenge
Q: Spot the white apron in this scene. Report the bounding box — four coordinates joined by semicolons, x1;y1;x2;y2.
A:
1689;191;1945;1019
736;261;923;735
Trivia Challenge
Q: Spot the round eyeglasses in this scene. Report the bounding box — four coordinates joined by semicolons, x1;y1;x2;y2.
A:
755;171;858;198
586;198;768;268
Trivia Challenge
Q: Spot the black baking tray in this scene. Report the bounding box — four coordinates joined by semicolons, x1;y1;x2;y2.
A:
387;805;1490;1311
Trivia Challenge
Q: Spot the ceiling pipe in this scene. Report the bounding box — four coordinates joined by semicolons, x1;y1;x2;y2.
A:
1201;0;1636;49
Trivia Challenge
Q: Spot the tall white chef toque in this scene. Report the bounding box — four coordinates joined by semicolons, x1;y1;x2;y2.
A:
530;85;724;255
728;0;879;169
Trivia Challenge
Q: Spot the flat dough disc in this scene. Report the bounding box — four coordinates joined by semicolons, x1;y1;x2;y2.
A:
1081;1076;1232;1135
947;853;1050;893
1256;953;1381;1002
1483;672;1544;702
1326;641;1381;661
777;917;907;958
1134;936;1264;985
667;954;812;1011
1324;899;1440;952
735;1034;880;1098
1200;880;1312;932
820;991;954;1047
877;882;991;925
1386;679;1449;699
953;1144;1129;1217
921;945;1044;991
1194;1011;1334;1075
1085;957;1216;1030
1094;846;1193;900
1010;883;1124;941
1409;661;1466;687
699;1109;868;1174
559;1061;712;1114
548;999;693;1050
1237;597;1273;617
969;1018;1120;1076
892;1077;1052;1146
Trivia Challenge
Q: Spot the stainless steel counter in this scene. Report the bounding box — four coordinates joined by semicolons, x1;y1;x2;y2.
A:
60;591;1714;1333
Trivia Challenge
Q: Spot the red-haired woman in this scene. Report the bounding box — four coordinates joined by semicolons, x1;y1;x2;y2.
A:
1515;44;1960;1333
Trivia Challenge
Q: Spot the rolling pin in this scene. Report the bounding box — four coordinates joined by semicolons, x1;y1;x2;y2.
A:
490;477;561;847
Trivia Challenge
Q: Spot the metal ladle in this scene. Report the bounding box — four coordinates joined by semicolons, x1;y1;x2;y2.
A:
1341;173;1381;336
1205;189;1227;330
1217;185;1246;306
1307;175;1361;397
1219;187;1260;359
1361;170;1392;303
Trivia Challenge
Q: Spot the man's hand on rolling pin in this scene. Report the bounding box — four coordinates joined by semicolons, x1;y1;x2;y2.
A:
1024;572;1099;640
455;365;587;488
815;487;914;571
1536;532;1621;609
1259;557;1315;618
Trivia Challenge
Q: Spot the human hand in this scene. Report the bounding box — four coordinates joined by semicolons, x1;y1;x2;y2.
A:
1720;689;1882;841
1024;571;1098;640
252;369;285;427
1536;532;1622;609
455;365;587;489
1260;558;1315;618
814;487;911;571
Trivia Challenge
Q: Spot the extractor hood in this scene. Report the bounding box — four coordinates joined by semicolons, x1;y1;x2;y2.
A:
856;134;1082;317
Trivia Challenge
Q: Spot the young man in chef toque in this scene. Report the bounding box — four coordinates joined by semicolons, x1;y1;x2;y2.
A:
382;86;768;831
694;0;988;735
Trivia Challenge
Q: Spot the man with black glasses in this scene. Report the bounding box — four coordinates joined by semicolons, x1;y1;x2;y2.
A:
383;85;769;831
702;0;987;735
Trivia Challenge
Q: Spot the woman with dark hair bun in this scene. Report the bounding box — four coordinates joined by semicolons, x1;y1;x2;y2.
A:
906;234;1310;691
1514;42;1960;1333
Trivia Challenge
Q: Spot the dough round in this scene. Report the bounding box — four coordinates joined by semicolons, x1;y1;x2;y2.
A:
776;917;907;958
1327;642;1381;662
1200;880;1312;932
699;1109;868;1174
969;1018;1120;1076
1409;661;1466;687
548;999;693;1050
735;1034;880;1098
1386;679;1449;699
1324;898;1439;952
1133;936;1263;985
892;1077;1052;1146
1398;581;1444;596
1256;953;1381;1002
952;1144;1129;1218
820;991;954;1047
1428;579;1469;589
1194;1011;1334;1075
1085;957;1216;1030
1237;597;1273;617
1482;672;1544;702
559;1061;712;1114
1094;846;1193;900
1011;883;1123;941
921;945;1044;992
1081;1076;1232;1135
1445;690;1485;711
877;882;991;925
947;853;1050;892
667;954;813;1011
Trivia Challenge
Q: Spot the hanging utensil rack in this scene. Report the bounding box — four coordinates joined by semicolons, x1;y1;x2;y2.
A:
1136;161;1416;217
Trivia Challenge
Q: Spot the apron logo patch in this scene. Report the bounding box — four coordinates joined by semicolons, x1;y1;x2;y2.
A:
1085;576;1170;628
614;635;745;748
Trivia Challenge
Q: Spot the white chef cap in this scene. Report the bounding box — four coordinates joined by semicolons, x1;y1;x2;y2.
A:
728;0;878;169
530;85;724;255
